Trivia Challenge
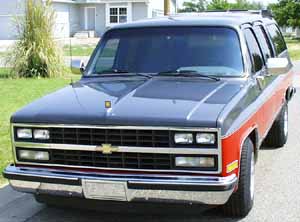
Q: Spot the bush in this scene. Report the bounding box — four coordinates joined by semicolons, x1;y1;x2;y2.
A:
6;0;64;78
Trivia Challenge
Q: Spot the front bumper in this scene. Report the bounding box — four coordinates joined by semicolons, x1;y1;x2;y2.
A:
3;165;237;205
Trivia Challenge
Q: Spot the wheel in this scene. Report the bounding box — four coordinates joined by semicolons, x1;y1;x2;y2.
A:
222;138;255;218
263;104;288;148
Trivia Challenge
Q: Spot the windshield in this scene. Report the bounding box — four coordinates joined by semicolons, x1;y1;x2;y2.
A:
90;27;244;77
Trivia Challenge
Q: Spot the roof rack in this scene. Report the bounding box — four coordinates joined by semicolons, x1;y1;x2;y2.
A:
204;9;273;18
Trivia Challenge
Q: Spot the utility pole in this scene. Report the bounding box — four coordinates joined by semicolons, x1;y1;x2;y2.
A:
164;0;170;15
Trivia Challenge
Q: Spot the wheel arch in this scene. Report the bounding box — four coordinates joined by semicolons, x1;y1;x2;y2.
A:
240;127;259;163
248;129;259;162
285;86;296;102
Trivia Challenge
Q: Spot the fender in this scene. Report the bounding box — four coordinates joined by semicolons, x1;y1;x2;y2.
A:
220;71;293;178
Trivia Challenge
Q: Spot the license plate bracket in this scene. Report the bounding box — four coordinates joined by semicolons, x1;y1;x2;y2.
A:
82;180;127;201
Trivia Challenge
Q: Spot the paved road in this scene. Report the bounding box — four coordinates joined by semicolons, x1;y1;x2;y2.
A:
1;74;300;222
293;60;300;73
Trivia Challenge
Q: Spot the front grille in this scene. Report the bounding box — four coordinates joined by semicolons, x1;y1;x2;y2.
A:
14;127;218;148
50;128;172;147
14;125;220;173
16;148;218;171
51;149;173;169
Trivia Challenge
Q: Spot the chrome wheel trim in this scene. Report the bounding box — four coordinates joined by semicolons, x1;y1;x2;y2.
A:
250;152;255;200
284;108;288;137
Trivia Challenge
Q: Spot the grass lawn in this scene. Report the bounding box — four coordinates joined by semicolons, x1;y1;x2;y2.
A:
63;44;96;57
0;45;96;58
0;68;12;78
0;68;79;185
286;38;300;61
0;52;6;57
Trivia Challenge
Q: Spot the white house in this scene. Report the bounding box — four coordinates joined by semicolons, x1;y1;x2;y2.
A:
0;0;177;40
281;26;300;38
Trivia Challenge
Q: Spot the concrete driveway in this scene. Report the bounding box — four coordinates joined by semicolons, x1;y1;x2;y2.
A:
1;69;300;222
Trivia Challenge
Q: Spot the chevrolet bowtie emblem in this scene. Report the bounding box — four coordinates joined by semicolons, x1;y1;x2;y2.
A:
97;144;119;154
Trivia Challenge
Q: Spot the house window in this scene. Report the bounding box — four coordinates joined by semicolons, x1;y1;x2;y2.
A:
109;7;127;24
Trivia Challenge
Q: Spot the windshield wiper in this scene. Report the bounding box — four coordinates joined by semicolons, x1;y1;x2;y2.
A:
86;69;153;78
157;70;220;81
98;69;130;74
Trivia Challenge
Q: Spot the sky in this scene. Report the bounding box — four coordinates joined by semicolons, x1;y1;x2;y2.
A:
177;0;278;7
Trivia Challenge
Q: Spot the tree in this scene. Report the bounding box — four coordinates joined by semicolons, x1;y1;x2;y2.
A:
207;0;262;10
269;1;291;27
230;0;263;10
179;0;207;12
207;0;229;10
180;0;263;12
7;0;64;78
270;0;300;38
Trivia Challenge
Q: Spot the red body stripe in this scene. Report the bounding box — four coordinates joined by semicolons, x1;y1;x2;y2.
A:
221;71;294;177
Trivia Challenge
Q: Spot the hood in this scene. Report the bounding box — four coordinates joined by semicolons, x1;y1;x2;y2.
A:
11;77;242;127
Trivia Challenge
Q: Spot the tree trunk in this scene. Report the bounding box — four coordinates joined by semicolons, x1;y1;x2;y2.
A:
164;0;170;15
296;27;300;38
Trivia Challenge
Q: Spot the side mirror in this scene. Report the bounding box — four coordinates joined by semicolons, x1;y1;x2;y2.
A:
266;58;290;76
71;59;85;75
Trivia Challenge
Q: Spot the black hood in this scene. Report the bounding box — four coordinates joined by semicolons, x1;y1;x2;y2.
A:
11;77;242;128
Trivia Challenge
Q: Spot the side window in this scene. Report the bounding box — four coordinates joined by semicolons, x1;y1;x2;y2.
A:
244;29;264;73
94;38;120;72
253;26;273;60
266;24;287;55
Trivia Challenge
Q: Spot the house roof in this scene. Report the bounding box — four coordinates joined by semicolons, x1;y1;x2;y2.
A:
110;12;275;30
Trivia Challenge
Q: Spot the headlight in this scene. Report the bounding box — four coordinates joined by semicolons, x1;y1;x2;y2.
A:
34;129;50;140
196;133;216;144
18;150;49;161
175;156;215;168
17;128;32;139
174;133;193;144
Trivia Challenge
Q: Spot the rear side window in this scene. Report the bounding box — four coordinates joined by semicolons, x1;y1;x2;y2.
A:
254;26;273;60
266;24;287;55
244;29;264;73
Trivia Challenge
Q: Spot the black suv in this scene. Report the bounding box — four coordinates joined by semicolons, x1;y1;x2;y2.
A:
4;10;295;218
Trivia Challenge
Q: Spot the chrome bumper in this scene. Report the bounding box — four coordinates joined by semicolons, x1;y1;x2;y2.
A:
3;165;237;205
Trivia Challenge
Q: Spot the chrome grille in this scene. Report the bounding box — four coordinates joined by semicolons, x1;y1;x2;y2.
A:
14;126;219;148
15;148;218;171
12;124;222;174
49;128;171;147
51;149;173;169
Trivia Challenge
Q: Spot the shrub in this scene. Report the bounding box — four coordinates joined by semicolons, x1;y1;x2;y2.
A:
6;0;64;78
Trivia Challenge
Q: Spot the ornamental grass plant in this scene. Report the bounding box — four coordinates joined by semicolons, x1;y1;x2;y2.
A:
6;0;64;78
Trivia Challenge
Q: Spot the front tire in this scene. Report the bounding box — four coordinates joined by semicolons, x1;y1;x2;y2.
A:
264;104;288;148
222;138;255;218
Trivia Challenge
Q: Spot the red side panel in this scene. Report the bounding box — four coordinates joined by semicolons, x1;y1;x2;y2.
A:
221;71;293;178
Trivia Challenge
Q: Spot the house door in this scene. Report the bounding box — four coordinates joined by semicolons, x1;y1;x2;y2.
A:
86;7;96;30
